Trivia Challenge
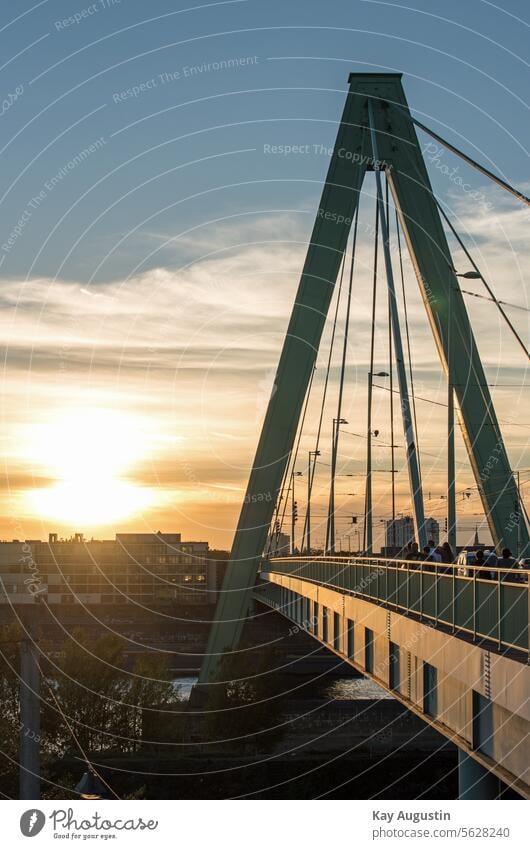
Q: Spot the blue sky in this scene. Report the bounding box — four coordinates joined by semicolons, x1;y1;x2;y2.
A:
0;0;528;547
1;0;529;282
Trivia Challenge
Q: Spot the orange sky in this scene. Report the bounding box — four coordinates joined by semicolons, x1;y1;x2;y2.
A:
1;181;528;550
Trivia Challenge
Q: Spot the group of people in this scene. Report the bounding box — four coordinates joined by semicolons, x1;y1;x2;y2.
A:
399;541;525;581
401;539;454;567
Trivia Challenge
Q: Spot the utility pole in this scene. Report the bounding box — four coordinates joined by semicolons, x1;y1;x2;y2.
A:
291;471;302;554
327;418;347;554
447;282;457;551
19;611;40;800
365;374;388;554
305;449;320;554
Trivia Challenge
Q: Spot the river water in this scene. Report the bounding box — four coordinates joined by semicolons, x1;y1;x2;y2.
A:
173;675;392;702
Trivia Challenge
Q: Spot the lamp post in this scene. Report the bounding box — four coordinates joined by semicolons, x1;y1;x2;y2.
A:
365;372;389;554
447;277;457;551
305;450;320;554
291;471;302;554
327;418;348;554
446;266;479;550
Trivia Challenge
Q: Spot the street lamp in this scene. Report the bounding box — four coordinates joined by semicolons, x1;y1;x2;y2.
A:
454;269;482;279
305;450;320;554
365;372;389;554
75;766;107;800
327;417;348;554
291;470;303;554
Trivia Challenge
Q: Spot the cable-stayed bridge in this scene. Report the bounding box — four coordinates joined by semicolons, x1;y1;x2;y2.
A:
197;73;530;799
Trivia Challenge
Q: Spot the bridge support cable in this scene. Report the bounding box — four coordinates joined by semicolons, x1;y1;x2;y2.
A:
270;357;317;553
326;207;359;554
395;207;422;485
385;180;397;550
301;252;348;553
387;101;530;209
368;98;427;550
436;199;529;361
363;195;380;555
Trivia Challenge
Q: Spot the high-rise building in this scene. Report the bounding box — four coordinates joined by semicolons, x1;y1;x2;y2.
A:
385;516;440;550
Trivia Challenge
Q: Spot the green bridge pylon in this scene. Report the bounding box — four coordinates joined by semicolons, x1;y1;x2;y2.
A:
199;73;527;685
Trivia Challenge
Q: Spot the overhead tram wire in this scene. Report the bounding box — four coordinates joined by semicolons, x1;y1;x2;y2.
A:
434;198;530;361
372;382;530;431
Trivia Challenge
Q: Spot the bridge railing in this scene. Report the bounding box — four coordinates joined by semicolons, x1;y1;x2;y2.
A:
262;556;529;657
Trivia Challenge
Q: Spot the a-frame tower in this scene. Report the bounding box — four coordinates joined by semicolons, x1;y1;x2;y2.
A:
199;73;527;684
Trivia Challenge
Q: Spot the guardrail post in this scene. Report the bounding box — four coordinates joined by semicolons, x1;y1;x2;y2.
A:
497;567;502;652
473;566;477;642
435;563;438;626
419;560;423;621
452;567;455;634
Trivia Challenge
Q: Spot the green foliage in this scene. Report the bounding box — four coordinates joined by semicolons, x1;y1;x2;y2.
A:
0;625;184;796
202;642;286;752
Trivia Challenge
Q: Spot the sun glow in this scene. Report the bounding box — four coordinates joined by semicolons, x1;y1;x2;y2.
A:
22;408;155;526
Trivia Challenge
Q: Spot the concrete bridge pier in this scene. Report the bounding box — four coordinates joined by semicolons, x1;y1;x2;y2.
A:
458;751;501;799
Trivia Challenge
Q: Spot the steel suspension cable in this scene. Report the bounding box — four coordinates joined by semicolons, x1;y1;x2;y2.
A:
325;206;359;552
435;198;529;360
394;204;422;484
385;179;397;546
363;195;379;553
269;360;317;553
299;248;349;553
388;101;530;209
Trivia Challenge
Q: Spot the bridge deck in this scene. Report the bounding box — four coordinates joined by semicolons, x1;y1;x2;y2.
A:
259;556;530;797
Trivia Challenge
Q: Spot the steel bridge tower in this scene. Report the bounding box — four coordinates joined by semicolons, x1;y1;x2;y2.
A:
199;73;528;685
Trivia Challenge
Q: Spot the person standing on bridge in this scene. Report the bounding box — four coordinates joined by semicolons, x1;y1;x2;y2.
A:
498;548;523;583
427;540;442;563
440;542;455;572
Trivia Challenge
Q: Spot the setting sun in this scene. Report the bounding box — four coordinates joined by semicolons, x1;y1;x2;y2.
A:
22;408;154;526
